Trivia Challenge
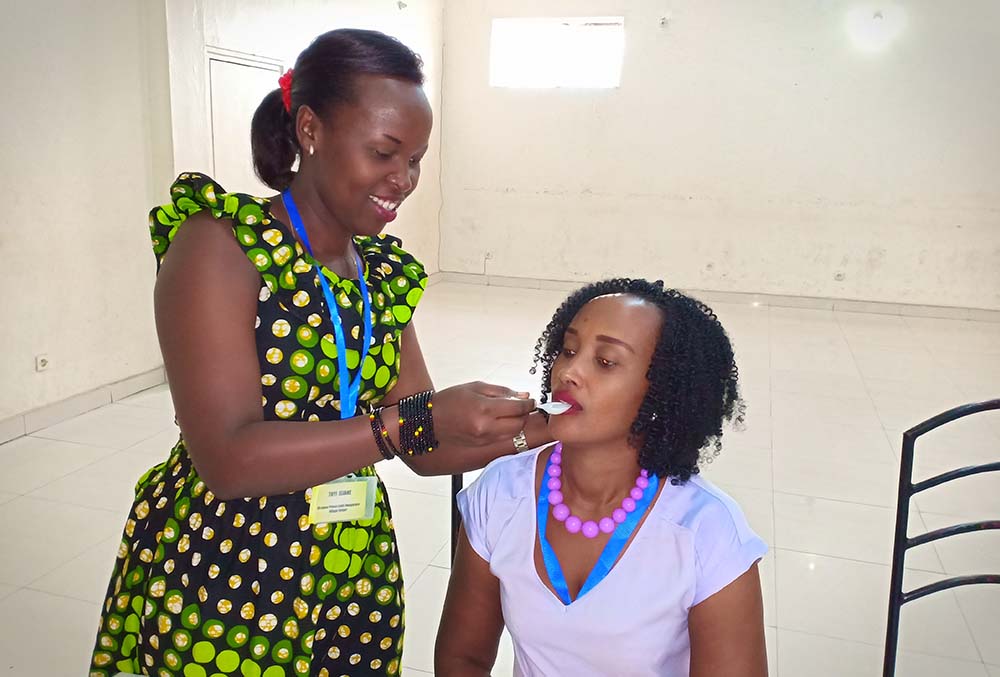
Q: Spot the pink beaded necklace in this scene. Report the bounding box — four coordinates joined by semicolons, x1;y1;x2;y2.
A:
545;442;652;539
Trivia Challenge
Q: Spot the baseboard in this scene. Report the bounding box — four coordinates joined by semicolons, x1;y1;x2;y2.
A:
429;272;1000;322
1;366;166;445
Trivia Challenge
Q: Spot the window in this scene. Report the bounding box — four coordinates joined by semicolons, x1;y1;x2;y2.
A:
489;16;625;89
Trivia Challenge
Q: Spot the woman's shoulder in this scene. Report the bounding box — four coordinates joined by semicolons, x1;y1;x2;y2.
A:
357;234;428;312
657;474;760;544
461;445;551;511
150;172;279;268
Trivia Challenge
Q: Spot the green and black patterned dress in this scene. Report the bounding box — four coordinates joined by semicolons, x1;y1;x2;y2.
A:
90;173;427;677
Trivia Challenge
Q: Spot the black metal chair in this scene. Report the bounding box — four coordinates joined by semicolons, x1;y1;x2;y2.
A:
883;398;1000;677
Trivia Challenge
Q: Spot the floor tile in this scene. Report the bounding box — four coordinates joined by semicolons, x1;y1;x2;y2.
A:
851;345;945;383
402;565;515;676
770;368;869;399
764;625;777;677
401;565;450;673
27;449;161;515
116;383;173;411
770;345;859;377
0;496;122;586
918;509;1000;576
771;419;897;465
431;542;452;569
906;317;1000;355
778;628;989;677
954;585;1000;665
0;588;101;676
772;391;883;430
27;536;120;605
837;312;926;350
0;582;16;601
772;453;898;507
118;427;182;464
910;465;1000;516
700;445;772;491
0;435;117;494
873;395;972;433
775;549;980;660
864;375;967;403
389;489;452;579
32;403;176;450
378;457;452;498
759;552;777;628
773;492;942;571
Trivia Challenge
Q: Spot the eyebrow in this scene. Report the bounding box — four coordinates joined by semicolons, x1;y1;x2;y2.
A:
381;134;429;155
565;328;635;353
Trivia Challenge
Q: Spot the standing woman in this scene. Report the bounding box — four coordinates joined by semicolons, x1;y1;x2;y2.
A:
90;29;547;677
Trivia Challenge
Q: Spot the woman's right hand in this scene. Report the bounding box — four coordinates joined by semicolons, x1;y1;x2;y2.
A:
430;382;535;448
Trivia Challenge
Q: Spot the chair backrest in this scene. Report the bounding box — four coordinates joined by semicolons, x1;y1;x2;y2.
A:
883;398;1000;677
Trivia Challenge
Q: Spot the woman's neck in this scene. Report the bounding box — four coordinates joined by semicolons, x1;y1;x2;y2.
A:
282;178;355;273
557;440;642;510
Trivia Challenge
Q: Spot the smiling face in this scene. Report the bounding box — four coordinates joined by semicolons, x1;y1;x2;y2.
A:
300;74;432;237
547;294;664;449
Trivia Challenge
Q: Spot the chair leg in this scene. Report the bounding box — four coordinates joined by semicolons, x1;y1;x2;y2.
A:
450;473;464;562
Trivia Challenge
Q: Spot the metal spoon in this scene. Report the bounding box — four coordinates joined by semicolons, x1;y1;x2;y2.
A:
536;401;572;416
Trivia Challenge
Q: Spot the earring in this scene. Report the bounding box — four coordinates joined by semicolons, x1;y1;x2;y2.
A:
308;145;315;157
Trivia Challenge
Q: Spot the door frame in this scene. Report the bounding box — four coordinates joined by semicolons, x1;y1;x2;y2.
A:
203;46;285;177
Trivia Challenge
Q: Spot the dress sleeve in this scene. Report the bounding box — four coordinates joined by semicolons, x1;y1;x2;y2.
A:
691;489;769;606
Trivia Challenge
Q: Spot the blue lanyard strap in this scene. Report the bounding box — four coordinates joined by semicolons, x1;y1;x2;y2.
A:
537;453;659;605
281;190;372;419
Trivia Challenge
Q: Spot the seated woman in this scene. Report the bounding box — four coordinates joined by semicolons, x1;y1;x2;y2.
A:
435;278;768;677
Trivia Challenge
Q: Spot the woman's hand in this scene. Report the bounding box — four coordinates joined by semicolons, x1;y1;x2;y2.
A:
431;382;534;447
382;326;553;476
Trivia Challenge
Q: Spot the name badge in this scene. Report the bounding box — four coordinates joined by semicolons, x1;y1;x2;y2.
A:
308;475;377;525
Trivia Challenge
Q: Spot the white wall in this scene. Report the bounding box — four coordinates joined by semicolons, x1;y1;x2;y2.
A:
440;0;1000;310
166;0;445;273
0;0;174;420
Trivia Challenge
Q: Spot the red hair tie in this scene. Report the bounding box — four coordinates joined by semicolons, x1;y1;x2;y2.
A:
278;69;294;113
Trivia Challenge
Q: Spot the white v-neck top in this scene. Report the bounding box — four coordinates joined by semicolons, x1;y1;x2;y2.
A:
457;446;768;677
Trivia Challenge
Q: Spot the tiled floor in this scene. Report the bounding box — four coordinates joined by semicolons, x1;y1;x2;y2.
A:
2;282;999;676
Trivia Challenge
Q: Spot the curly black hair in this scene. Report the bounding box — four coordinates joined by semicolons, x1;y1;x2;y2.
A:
531;278;744;484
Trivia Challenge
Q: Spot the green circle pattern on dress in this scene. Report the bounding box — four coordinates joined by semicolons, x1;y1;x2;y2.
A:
91;173;424;677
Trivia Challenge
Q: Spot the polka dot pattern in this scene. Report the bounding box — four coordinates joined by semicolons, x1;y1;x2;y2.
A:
91;174;424;677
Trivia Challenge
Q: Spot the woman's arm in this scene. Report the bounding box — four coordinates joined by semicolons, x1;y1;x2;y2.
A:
688;563;769;677
435;527;506;676
381;323;554;476
156;214;535;499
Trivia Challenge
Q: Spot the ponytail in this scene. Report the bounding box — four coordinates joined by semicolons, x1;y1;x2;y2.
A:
251;88;297;191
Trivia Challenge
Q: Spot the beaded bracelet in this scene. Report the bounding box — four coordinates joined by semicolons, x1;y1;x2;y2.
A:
369;407;399;460
398;390;438;456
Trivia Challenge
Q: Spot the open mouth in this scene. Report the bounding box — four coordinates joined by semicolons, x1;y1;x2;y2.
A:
552;391;583;414
368;195;401;212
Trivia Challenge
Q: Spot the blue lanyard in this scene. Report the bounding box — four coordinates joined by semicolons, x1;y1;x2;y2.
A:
537;453;659;605
281;190;372;419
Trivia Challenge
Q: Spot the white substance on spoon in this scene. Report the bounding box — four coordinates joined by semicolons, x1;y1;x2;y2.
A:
537;401;572;416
